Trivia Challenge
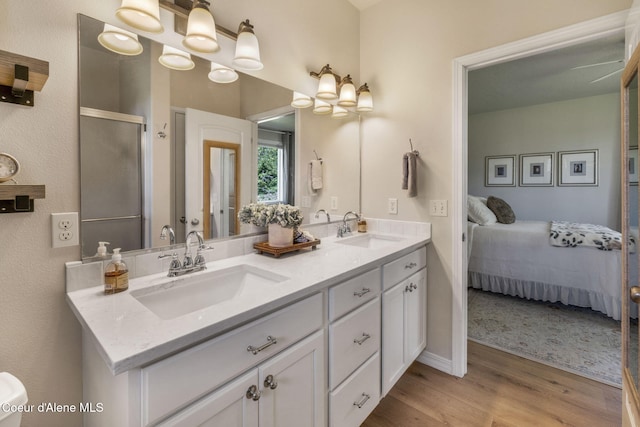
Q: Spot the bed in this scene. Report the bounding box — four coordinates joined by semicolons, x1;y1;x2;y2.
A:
468;220;637;321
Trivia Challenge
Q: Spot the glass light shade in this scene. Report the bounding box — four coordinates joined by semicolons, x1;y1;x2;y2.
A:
183;5;220;53
158;45;194;70
232;29;263;70
356;89;374;112
337;78;357;107
313;99;332;115
98;24;143;56
316;72;338;100
208;63;239;83
332;105;349;118
116;0;163;33
291;92;313;108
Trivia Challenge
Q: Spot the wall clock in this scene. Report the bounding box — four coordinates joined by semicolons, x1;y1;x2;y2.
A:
0;152;20;183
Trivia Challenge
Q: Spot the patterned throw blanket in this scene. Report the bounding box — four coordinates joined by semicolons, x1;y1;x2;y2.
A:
549;221;636;251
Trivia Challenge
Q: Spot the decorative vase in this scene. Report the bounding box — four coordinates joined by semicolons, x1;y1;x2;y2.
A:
268;223;294;247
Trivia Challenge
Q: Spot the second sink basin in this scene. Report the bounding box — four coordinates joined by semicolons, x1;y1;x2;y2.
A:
336;233;405;249
131;265;289;320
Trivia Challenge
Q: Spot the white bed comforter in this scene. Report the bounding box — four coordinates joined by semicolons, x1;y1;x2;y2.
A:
468;220;635;320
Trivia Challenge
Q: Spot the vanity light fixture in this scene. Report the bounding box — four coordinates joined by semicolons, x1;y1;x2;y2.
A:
116;0;164;33
312;98;332;115
356;83;373;112
183;0;220;53
232;20;263;71
314;64;339;100
291;92;313;108
98;24;144;56
208;62;239;83
158;45;195;70
331;105;349;118
337;75;357;107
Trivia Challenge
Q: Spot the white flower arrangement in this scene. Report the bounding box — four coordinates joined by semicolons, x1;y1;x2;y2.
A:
238;203;304;228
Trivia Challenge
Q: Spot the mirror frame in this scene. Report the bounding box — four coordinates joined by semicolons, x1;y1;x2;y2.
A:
203;140;241;239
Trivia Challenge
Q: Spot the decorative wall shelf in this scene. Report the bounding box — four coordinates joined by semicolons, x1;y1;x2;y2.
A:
0;185;45;213
0;50;49;107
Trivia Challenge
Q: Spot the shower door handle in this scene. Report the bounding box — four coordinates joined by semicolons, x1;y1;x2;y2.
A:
630;286;640;304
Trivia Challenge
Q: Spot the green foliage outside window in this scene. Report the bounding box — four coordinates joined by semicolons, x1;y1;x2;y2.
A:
257;146;279;201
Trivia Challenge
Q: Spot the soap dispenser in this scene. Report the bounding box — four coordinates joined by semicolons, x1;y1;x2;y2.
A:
104;248;129;295
95;241;110;258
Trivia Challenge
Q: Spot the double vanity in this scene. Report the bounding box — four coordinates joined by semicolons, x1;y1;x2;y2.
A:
67;221;430;426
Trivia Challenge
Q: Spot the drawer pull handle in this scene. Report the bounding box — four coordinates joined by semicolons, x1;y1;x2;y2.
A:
247;336;278;355
353;393;371;409
246;385;261;401
264;374;278;390
404;262;417;269
353;333;371;345
353;287;371;298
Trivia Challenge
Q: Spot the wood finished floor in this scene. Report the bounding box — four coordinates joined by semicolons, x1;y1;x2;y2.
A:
362;341;621;427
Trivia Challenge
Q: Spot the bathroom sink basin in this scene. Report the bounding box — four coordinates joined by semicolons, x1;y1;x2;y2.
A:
336;234;405;249
131;265;289;320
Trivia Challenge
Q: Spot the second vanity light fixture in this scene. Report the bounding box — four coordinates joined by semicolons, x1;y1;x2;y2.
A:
292;64;374;116
102;0;263;79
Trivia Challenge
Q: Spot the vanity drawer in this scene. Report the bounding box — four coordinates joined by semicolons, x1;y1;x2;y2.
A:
329;268;380;321
329;352;380;427
329;297;380;389
141;293;323;426
382;246;426;290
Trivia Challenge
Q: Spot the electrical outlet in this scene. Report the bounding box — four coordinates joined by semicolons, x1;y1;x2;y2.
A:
330;196;338;210
51;212;79;248
301;196;311;208
429;200;448;217
388;198;398;215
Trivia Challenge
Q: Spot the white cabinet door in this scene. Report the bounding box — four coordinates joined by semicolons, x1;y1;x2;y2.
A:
405;268;427;363
259;331;325;427
381;281;405;396
156;370;259;427
382;268;427;396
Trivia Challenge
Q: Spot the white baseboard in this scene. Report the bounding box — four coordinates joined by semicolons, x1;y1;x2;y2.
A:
415;349;454;376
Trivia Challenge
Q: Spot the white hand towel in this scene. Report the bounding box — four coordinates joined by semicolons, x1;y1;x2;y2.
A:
310;159;323;191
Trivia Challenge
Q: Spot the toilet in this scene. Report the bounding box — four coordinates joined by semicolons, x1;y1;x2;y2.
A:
0;373;28;427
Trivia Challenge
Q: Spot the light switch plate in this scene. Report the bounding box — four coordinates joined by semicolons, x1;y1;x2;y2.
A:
388;198;398;215
330;196;338;210
429;200;448;217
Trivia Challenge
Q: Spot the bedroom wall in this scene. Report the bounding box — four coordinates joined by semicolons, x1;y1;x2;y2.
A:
468;92;621;230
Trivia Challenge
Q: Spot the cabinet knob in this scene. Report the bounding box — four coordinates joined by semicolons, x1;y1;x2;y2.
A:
246;385;261;401
264;374;278;390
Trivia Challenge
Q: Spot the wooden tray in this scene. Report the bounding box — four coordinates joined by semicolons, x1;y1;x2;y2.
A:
254;239;321;258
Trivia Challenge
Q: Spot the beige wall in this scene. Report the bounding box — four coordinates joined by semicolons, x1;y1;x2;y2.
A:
0;1;358;426
359;0;631;360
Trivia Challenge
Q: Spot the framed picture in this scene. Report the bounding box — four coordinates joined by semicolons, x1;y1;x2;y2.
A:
558;149;598;186
630;147;638;185
485;155;515;186
519;152;554;186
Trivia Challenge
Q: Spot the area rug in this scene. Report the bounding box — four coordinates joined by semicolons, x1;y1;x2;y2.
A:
468;288;624;387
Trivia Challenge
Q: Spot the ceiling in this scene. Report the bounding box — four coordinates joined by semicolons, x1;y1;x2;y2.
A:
347;0;383;10
468;33;625;115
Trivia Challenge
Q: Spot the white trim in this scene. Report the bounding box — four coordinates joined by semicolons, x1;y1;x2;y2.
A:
416;350;453;374
451;10;628;379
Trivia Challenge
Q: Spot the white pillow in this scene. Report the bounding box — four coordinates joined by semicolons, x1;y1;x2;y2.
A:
467;195;497;225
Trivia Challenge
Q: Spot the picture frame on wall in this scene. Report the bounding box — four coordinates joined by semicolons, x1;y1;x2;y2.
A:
558;149;598;186
519;152;554;186
630;147;638;186
485;155;516;187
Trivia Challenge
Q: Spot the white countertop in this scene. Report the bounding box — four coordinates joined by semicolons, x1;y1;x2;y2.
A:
67;232;430;375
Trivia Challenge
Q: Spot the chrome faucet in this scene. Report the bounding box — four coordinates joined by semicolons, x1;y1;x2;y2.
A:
337;211;360;237
159;224;176;245
166;231;211;277
315;209;331;223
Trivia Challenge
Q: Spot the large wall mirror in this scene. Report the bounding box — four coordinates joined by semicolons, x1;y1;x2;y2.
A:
78;14;360;259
